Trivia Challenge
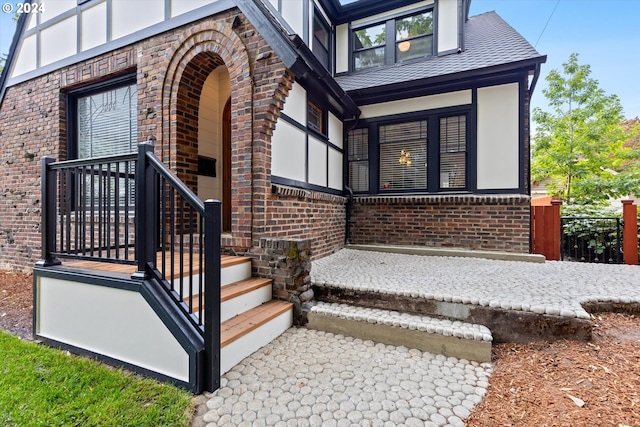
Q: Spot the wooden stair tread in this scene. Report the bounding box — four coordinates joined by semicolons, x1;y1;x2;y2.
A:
221;255;251;268
222;277;272;302
184;277;272;311
221;300;293;348
66;254;249;278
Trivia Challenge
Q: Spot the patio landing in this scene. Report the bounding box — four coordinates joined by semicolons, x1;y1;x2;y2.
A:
311;246;640;345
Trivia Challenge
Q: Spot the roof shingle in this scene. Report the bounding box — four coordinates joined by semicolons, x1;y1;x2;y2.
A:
335;11;546;93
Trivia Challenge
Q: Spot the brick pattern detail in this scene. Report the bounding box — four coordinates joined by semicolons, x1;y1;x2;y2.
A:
265;185;347;260
250;238;313;325
350;194;531;253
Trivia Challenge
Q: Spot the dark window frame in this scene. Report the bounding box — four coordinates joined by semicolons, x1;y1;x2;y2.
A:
347;106;472;194
312;8;332;72
307;100;327;136
66;72;138;160
65;73;138;211
351;7;434;72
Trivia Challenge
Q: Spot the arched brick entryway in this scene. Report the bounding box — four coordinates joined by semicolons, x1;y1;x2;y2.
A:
162;19;253;247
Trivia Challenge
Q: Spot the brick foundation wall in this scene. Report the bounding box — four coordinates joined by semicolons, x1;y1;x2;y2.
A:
265;184;347;260
350;194;531;253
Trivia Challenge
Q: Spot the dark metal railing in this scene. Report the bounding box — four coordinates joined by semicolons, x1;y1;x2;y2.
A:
561;216;622;264
39;153;137;264
135;142;221;391
39;142;221;391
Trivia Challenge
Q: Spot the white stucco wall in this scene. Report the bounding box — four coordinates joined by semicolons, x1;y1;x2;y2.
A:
282;83;308;125
271;120;307;182
11;34;36;78
40;0;76;23
360;90;472;119
437;0;459;53
171;0;214;17
40;16;77;66
308;136;327;186
328;112;343;149
280;0;305;38
476;83;520;190
81;2;108;51
112;0;164;40
335;24;349;74
36;277;190;382
328;147;343;190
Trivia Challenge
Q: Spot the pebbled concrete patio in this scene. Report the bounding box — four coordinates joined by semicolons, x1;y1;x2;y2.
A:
311;247;640;342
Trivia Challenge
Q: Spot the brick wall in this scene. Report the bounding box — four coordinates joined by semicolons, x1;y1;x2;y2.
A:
349;194;531;253
0;7;345;271
0;50;138;271
264;184;346;260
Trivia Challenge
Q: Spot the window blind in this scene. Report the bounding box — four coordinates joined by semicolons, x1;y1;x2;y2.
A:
76;83;137;208
348;128;369;192
379;121;427;191
439;115;466;189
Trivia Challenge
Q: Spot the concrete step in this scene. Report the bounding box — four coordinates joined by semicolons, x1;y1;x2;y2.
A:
313;283;592;343
307;302;492;362
221;300;293;374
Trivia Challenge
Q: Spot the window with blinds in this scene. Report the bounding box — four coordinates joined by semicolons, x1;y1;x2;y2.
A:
379;121;427;191
348;128;369;192
439;115;466;189
76;83;137;208
77;84;137;158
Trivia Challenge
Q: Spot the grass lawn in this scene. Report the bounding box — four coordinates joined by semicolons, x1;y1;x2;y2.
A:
0;331;194;427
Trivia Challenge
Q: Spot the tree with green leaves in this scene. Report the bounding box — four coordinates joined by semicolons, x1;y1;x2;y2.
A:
532;53;640;204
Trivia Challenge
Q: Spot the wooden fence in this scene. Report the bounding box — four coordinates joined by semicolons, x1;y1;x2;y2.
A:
531;199;638;265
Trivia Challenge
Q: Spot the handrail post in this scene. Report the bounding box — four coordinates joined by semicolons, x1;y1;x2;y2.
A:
203;199;221;392
133;141;156;279
36;157;61;267
622;199;638;265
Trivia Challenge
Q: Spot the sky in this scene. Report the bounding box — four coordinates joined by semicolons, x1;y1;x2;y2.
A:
469;0;640;120
1;0;639;119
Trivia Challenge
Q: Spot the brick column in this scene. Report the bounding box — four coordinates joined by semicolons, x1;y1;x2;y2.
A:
252;238;314;325
622;200;638;265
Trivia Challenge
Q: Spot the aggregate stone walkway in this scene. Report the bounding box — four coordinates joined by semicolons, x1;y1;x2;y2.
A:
192;328;492;427
193;249;639;426
311;249;640;320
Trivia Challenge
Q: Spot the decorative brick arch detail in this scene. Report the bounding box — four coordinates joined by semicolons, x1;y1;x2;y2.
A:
162;17;253;246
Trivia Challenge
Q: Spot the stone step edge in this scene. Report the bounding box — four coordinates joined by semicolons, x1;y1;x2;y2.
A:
308;302;492;363
310;301;492;342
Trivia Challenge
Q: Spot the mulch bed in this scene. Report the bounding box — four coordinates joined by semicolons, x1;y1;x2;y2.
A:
467;312;640;426
2;270;639;425
0;270;33;340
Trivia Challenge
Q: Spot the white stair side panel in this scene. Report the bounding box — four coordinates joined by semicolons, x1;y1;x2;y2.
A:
171;274;203;297
221;284;272;322
169;260;252;296
221;261;252;286
220;310;293;374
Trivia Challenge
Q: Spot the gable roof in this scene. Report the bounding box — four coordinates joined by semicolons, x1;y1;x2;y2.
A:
335;11;547;104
